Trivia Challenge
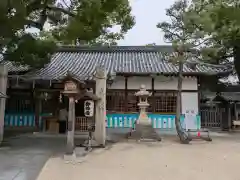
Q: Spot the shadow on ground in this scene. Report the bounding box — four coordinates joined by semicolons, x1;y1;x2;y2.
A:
0;134;66;180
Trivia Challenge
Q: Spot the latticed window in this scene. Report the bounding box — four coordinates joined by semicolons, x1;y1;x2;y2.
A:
127;91;138;112
106;90;125;112
153;91;177;113
41;93;59;114
106;90;177;113
148;95;154;112
5;91;34;113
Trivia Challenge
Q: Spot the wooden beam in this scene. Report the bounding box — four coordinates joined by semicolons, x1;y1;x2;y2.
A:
151;77;155;112
34;99;42;129
124;76;128;112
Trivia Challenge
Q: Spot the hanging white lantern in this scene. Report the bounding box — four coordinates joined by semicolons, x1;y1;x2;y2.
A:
44;92;48;101
59;93;62;103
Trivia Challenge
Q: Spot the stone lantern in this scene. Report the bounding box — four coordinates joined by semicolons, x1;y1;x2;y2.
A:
133;84;161;142
61;72;84;155
135;84;152;125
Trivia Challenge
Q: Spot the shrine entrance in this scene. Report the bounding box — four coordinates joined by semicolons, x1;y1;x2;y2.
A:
75;99;84;117
60;67;106;155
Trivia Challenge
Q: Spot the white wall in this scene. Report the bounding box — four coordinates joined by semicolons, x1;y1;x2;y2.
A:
109;76;198;90
181;92;199;114
109;76;125;89
128;76;152;89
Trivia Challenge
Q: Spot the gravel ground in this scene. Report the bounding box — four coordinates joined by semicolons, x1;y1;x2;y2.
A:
37;137;240;180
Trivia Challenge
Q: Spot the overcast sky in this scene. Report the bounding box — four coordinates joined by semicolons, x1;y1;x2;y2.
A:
30;0;175;46
118;0;176;45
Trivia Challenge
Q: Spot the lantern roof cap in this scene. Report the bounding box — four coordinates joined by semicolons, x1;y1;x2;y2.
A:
135;84;152;97
59;71;85;84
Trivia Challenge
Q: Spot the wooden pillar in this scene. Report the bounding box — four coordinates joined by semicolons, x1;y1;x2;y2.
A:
35;98;42;130
151;77;155;112
0;65;7;144
39;100;42;129
66;96;76;154
124;76;128;112
94;67;107;147
228;104;231;131
234;102;237;120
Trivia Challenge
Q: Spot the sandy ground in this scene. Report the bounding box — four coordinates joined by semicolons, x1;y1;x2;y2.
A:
37;137;240;180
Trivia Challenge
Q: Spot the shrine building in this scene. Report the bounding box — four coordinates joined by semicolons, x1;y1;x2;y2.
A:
2;45;230;133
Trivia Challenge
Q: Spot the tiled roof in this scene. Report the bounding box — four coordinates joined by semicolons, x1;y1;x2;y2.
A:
22;46;232;80
0;56;29;73
203;92;240;102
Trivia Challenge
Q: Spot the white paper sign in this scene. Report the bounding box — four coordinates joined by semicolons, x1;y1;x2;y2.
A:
184;110;197;130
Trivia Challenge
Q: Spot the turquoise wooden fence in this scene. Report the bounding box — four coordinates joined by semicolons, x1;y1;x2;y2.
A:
4;113;51;128
106;114;138;128
4;113;201;130
106;113;201;130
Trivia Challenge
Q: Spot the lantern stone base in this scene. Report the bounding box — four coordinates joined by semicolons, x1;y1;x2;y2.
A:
82;139;105;148
130;121;161;142
130;111;161;142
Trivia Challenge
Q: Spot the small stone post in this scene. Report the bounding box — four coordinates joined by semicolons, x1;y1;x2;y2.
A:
0;65;7;144
94;67;107;147
66;96;76;154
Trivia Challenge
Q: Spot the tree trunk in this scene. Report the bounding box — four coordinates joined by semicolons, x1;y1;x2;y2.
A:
175;61;191;144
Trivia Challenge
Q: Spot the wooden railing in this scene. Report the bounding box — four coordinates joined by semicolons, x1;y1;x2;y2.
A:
200;108;225;128
75;116;95;132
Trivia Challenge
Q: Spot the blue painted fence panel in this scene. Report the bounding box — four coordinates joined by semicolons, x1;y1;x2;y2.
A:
4;113;51;127
106;114;139;128
106;113;201;130
5;114;35;127
4;113;201;130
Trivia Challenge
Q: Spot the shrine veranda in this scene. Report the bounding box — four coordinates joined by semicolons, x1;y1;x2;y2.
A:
2;46;230;132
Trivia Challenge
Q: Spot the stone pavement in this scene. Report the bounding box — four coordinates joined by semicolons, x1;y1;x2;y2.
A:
0;136;66;180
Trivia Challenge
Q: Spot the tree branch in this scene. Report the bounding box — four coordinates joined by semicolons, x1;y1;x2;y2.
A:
162;29;183;40
191;37;211;47
62;0;71;10
46;5;75;17
25;19;44;30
